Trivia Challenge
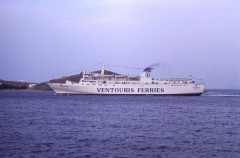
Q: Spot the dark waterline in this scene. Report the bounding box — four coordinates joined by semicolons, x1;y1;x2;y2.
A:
1;90;240;158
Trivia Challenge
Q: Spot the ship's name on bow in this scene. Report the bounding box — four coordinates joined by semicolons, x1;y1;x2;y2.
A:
97;88;164;93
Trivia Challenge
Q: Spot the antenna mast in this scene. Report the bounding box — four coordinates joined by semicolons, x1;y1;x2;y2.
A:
101;63;105;76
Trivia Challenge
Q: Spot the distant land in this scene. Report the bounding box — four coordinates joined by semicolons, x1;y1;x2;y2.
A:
0;70;119;91
0;79;34;90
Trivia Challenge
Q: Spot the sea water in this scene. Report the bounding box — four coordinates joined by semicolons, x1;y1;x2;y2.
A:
0;90;240;158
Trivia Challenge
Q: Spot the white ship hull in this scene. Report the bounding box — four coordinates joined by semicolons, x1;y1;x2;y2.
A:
48;64;205;96
48;83;204;96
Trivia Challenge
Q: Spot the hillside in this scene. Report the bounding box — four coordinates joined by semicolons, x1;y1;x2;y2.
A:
0;70;120;91
32;70;120;90
0;79;36;90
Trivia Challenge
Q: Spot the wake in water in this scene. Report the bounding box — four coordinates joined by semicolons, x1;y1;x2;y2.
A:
203;90;240;97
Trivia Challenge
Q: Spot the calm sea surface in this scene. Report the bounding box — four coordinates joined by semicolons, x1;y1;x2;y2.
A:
1;90;240;158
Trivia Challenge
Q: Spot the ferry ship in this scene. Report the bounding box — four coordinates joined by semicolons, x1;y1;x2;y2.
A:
48;64;204;95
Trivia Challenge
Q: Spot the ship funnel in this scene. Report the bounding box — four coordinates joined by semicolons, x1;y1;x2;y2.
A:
144;63;160;72
144;67;153;72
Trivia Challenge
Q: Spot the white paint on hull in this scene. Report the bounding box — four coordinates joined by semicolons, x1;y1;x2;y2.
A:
48;83;204;95
48;64;205;96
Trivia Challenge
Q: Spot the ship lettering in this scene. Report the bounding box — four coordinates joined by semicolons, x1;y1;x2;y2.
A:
97;88;164;93
97;88;135;93
138;88;164;93
131;88;134;93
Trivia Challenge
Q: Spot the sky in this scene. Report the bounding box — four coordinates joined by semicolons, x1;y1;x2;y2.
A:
0;0;239;89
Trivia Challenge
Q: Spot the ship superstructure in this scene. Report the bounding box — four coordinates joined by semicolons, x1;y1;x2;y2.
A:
48;64;204;95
